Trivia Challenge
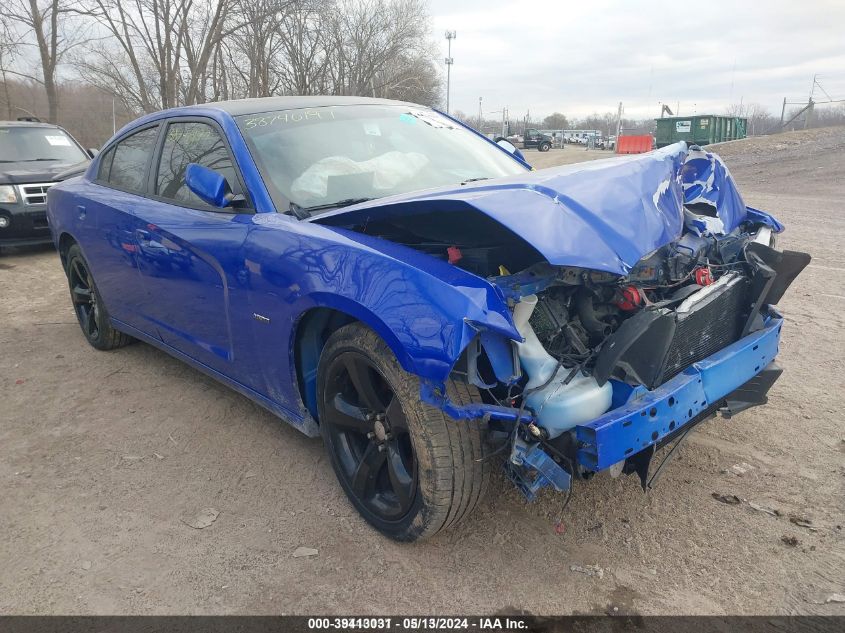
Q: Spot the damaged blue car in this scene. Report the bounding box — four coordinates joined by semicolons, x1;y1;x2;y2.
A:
46;97;809;541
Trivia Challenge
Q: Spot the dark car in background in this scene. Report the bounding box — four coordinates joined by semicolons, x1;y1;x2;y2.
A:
522;128;552;151
0;119;92;252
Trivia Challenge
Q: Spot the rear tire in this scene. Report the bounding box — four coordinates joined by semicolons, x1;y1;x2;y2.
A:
65;243;133;350
317;323;490;541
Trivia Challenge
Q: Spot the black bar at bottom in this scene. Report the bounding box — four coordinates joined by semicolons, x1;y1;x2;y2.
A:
0;615;842;633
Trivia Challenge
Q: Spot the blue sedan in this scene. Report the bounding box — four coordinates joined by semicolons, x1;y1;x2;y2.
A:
47;97;808;541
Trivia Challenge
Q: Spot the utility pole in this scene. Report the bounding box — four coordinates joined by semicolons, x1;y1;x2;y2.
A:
445;31;456;115
615;102;623;138
478;96;483;131
805;74;817;129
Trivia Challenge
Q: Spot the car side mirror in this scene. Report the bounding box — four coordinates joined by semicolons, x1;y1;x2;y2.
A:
185;163;235;208
87;148;99;158
496;138;527;164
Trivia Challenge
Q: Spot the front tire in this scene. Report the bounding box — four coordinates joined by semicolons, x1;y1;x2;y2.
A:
317;323;490;541
539;141;551;152
65;243;133;350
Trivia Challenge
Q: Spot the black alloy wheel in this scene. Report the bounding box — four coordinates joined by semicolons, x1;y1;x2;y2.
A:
321;350;417;521
68;253;100;340
65;243;133;350
317;323;491;541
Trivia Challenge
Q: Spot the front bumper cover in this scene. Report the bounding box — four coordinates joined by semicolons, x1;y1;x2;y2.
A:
0;202;52;246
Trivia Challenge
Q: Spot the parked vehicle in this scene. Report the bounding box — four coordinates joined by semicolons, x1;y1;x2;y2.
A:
0;119;92;252
563;129;602;145
522;128;552;152
595;135;616;150
47;97;808;541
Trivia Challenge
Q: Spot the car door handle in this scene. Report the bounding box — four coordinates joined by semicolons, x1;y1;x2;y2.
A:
76;205;86;220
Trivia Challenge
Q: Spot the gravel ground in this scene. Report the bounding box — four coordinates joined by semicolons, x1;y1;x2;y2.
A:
525;145;616;169
1;127;843;615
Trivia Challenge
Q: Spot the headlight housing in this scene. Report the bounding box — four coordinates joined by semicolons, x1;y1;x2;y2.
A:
0;185;17;204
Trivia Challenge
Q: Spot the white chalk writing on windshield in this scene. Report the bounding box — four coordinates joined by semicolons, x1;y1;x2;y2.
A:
242;109;336;129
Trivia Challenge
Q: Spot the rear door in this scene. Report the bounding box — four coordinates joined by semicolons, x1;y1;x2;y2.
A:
77;124;161;333
129;117;256;384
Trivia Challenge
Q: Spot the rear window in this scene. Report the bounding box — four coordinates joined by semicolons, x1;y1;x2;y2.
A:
99;127;159;192
0;126;87;163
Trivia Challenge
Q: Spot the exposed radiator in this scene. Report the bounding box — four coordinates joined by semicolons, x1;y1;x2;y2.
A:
660;274;749;382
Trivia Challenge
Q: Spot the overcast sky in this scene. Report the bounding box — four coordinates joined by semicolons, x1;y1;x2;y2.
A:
429;0;845;122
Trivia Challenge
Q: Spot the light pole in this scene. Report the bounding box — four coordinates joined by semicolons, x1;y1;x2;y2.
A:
488;108;509;138
445;31;456;114
478;96;483;131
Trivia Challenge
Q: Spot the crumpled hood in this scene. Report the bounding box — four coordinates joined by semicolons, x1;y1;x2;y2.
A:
313;142;752;276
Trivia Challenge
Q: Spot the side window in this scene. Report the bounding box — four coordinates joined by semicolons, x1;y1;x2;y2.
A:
106;127;159;192
156;121;239;206
97;147;114;181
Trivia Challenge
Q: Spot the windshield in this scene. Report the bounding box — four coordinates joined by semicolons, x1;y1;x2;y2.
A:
0;126;87;163
236;104;527;214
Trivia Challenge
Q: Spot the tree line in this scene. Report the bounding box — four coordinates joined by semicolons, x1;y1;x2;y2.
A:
0;0;440;130
3;1;843;147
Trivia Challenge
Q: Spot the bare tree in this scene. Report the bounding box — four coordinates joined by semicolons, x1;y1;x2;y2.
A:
376;50;440;105
77;0;242;112
0;22;22;119
75;0;178;112
745;103;774;135
325;0;431;98
276;0;330;95
0;0;89;122
209;0;439;104
180;0;241;105
542;112;568;129
221;0;290;98
0;75;136;144
62;0;440;114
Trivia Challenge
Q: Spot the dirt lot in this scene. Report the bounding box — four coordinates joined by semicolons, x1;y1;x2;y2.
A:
526;145;617;169
2;128;844;615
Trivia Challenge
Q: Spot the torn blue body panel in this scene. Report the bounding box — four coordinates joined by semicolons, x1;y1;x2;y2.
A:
680;146;748;234
315;142;758;276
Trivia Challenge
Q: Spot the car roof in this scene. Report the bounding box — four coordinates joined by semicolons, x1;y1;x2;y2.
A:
168;96;422;117
0;120;62;128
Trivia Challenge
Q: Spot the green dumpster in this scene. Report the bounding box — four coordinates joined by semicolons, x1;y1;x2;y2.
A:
655;115;747;148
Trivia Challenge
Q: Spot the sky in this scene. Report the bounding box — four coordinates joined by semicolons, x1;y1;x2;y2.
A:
429;0;845;122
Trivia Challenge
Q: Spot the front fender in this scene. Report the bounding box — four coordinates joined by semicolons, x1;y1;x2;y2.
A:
246;215;520;386
297;232;520;383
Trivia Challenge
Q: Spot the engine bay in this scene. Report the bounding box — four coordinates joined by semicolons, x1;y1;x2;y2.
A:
448;211;810;497
311;143;812;501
